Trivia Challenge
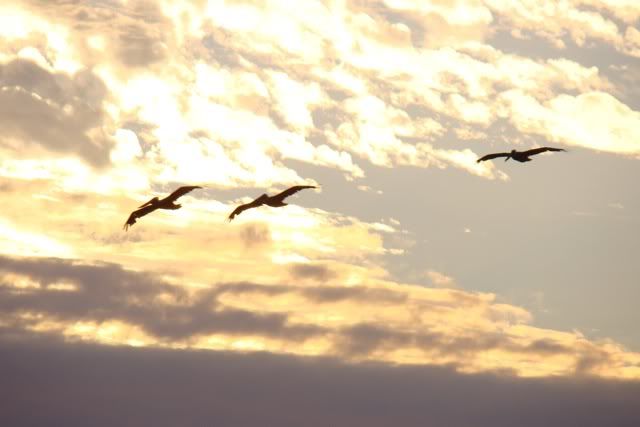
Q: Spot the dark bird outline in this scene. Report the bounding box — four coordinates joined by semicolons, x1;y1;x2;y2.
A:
124;185;202;231
477;147;566;163
228;185;317;221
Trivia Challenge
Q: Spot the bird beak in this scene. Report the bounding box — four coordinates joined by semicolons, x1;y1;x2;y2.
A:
138;197;156;208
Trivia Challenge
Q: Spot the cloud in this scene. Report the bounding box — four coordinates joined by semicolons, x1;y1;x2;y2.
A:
363;0;494;48
239;223;271;248
288;262;336;282
580;0;640;25
1;338;640;427
0;174;401;290
0;59;112;166
0;256;321;342
2;254;640;379
485;0;640;57
500;90;640;155
425;270;456;288
0;1;639;409
3;0;636;194
0;217;74;258
114;15;169;67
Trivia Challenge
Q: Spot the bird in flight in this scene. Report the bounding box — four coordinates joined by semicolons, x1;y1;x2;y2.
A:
123;185;202;231
228;185;316;221
477;147;566;163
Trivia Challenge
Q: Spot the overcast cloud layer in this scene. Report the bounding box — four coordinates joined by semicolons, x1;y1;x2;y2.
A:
2;338;640;427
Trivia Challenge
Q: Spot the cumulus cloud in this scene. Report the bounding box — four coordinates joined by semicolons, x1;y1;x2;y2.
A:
0;59;112;166
485;0;640;57
500;90;640;156
1;0;636;191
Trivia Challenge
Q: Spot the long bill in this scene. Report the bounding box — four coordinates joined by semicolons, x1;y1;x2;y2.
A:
138;197;158;208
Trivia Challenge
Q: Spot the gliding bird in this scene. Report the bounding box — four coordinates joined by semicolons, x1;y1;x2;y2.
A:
228;185;316;221
477;147;566;163
123;185;202;231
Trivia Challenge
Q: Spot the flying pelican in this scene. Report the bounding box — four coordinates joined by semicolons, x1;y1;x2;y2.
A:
123;185;202;231
477;147;566;163
228;185;316;221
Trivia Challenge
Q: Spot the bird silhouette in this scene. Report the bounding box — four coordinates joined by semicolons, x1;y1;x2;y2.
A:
477;147;566;163
228;185;316;221
124;185;202;231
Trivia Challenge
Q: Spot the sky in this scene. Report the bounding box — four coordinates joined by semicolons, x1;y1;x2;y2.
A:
0;0;639;425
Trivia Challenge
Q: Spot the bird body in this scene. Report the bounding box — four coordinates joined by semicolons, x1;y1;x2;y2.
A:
123;185;202;230
228;185;316;221
477;147;566;163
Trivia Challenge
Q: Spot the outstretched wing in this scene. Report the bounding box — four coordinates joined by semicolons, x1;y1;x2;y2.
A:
227;203;253;221
165;185;202;203
476;152;509;163
123;204;159;231
273;185;316;201
522;147;566;157
227;194;269;221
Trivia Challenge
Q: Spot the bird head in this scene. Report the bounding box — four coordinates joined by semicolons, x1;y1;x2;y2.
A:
505;150;516;162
